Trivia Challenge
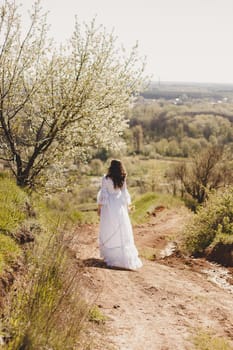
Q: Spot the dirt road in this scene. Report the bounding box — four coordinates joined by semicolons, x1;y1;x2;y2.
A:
70;209;233;350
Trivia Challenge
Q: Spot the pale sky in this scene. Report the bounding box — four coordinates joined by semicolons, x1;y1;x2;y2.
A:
21;0;233;84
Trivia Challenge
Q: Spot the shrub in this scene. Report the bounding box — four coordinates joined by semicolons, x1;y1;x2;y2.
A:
182;187;233;255
173;145;233;206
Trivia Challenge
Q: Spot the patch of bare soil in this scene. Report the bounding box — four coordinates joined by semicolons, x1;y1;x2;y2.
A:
69;209;233;350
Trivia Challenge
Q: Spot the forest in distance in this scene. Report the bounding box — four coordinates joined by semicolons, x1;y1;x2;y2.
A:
115;81;233;159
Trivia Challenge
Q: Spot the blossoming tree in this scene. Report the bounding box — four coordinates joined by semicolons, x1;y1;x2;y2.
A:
0;0;145;188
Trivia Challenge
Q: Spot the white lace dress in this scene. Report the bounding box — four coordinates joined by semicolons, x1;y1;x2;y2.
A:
97;176;142;270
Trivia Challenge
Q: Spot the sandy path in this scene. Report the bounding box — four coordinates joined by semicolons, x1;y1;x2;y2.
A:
70;209;233;350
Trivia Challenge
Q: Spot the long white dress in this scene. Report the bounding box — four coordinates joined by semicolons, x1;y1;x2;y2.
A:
97;176;142;270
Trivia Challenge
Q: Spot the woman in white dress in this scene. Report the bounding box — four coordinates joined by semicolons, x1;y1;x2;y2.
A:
97;159;142;270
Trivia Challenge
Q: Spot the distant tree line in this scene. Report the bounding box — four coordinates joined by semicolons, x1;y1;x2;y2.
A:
141;82;233;101
141;91;223;100
125;101;233;157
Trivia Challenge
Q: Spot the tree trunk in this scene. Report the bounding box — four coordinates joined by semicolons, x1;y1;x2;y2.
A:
16;174;29;188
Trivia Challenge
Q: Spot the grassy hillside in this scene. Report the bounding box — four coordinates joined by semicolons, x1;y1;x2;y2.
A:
0;177;91;349
0;177;28;274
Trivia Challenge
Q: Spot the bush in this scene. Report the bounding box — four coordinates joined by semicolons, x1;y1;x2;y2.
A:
173;145;233;206
182;187;233;255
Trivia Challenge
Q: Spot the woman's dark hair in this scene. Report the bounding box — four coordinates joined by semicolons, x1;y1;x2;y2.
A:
106;159;126;188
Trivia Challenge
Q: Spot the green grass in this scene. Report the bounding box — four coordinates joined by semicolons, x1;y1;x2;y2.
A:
131;192;159;224
0;178;27;274
0;178;28;233
3;231;89;350
36;156;184;228
131;192;184;224
88;305;107;324
0;185;91;349
33;190;99;232
41;156;184;227
139;247;158;261
0;233;21;274
192;330;233;350
0;176;98;349
122;156;176;196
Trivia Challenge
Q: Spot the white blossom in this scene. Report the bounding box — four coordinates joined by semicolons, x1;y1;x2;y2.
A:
0;0;146;188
